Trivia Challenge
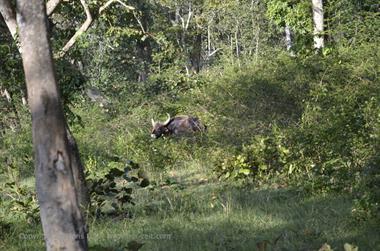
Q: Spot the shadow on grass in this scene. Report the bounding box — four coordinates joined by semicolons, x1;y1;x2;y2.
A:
2;186;379;250
189;61;309;148
85;187;380;251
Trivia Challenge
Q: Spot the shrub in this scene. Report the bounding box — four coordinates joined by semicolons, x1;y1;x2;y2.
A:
214;44;380;219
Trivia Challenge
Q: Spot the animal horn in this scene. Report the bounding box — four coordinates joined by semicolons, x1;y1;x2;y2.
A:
151;118;155;126
163;113;171;125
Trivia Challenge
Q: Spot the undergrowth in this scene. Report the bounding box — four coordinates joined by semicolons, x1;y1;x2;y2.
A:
0;44;379;249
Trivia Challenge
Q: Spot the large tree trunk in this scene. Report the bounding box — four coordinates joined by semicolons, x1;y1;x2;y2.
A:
312;0;324;49
1;0;90;211
16;0;88;250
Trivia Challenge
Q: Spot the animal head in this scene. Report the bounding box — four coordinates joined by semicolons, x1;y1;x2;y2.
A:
151;114;171;139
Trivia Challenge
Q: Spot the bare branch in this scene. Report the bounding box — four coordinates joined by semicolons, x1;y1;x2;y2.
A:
99;0;134;14
1;88;11;102
175;6;185;29
184;3;192;30
46;0;62;16
58;0;134;58
58;0;93;58
208;48;221;57
133;12;146;34
0;0;17;39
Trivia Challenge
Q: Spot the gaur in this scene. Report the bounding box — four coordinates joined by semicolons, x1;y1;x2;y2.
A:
151;114;206;139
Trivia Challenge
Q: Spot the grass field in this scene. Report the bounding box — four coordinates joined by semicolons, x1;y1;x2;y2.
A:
2;164;379;251
1;49;379;250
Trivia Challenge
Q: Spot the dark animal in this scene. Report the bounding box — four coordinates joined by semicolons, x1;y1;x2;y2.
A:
151;114;206;139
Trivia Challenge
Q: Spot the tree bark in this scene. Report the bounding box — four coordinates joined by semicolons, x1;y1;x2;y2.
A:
312;0;324;49
66;126;89;210
16;0;88;250
46;0;62;16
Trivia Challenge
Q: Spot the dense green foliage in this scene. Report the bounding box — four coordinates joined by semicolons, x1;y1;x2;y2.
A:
0;0;379;249
216;45;380;220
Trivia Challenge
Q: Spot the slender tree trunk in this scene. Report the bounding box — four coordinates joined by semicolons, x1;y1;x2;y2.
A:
254;27;260;62
16;0;88;250
312;0;324;49
190;33;202;73
136;6;151;82
207;22;211;56
235;21;240;57
285;24;292;51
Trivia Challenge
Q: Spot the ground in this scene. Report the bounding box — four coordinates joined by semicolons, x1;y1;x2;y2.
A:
2;164;379;251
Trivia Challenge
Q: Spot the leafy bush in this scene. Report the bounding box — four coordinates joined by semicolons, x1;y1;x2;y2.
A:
1;181;39;224
0;143;38;224
214;44;380;219
86;159;149;217
216;128;290;181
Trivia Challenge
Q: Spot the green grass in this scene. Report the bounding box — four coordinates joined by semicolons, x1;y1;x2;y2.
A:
1;48;379;250
1;165;379;251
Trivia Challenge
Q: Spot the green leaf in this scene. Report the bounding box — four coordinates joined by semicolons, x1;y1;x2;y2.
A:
288;163;295;175
239;169;251;175
259;164;267;170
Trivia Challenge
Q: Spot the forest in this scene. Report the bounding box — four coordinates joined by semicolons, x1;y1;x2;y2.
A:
0;0;379;250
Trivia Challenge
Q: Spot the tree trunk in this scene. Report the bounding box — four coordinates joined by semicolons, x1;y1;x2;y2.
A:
16;0;88;250
312;0;324;49
190;33;202;73
285;24;292;51
1;0;90;210
136;6;151;82
254;27;260;62
137;42;151;82
66;126;90;210
235;22;240;57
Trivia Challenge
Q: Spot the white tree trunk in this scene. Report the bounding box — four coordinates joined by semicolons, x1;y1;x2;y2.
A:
285;24;292;51
312;0;324;49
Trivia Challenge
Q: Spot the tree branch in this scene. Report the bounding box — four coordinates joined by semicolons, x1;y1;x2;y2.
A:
2;0;135;59
46;0;62;16
185;3;192;30
57;0;93;58
175;7;185;29
57;0;134;58
0;0;17;39
1;88;11;102
208;48;221;57
99;0;134;14
133;12;146;34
